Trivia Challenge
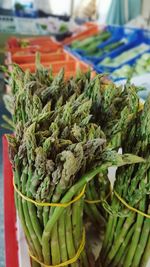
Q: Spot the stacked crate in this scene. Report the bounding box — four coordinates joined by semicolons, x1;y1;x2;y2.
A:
5;36;92;84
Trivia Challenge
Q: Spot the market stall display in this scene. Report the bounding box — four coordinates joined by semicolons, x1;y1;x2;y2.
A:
2;21;150;267
66;26;137;61
5;24;150;83
4;36;91;80
65;25;150;82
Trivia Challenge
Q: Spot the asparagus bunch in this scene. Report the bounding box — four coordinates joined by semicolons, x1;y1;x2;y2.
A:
7;87;105;267
101;95;150;267
83;78;141;229
2;64;111;229
4;62;144;267
3;62;143;231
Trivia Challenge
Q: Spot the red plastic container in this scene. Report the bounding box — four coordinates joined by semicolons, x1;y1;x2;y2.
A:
53;61;92;79
11;51;73;64
8;44;62;55
7;36;59;49
7;36;62;55
18;59;76;72
21;37;57;46
3;136;19;267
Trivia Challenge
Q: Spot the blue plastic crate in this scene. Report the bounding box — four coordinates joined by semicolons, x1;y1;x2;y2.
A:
95;50;150;82
97;25;137;49
86;26;138;63
111;49;150;81
67;25;139;65
65;25;150;82
67;25;114;58
95;30;150;74
101;30;149;59
93;28;139;64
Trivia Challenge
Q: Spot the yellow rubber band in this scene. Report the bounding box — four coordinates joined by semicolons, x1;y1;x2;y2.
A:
28;228;85;267
114;190;150;219
85;199;104;204
85;187;112;204
13;177;86;208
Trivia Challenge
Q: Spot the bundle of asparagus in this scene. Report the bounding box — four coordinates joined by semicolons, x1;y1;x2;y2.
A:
2;63;110;228
2;64;112;230
101;96;150;267
84;78;141;228
4;61;144;267
3;61;142;228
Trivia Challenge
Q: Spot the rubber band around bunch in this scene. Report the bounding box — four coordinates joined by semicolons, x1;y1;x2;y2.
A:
85;186;112;204
114;190;150;219
13;177;86;208
85;190;111;204
28;228;85;267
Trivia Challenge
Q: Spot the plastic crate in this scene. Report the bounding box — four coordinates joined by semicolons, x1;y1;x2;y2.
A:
8;51;73;64
18;59;75;72
86;26;139;64
69;26;139;66
7;36;57;47
7;36;62;55
95;30;150;74
8;44;62;55
110;50;150;81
